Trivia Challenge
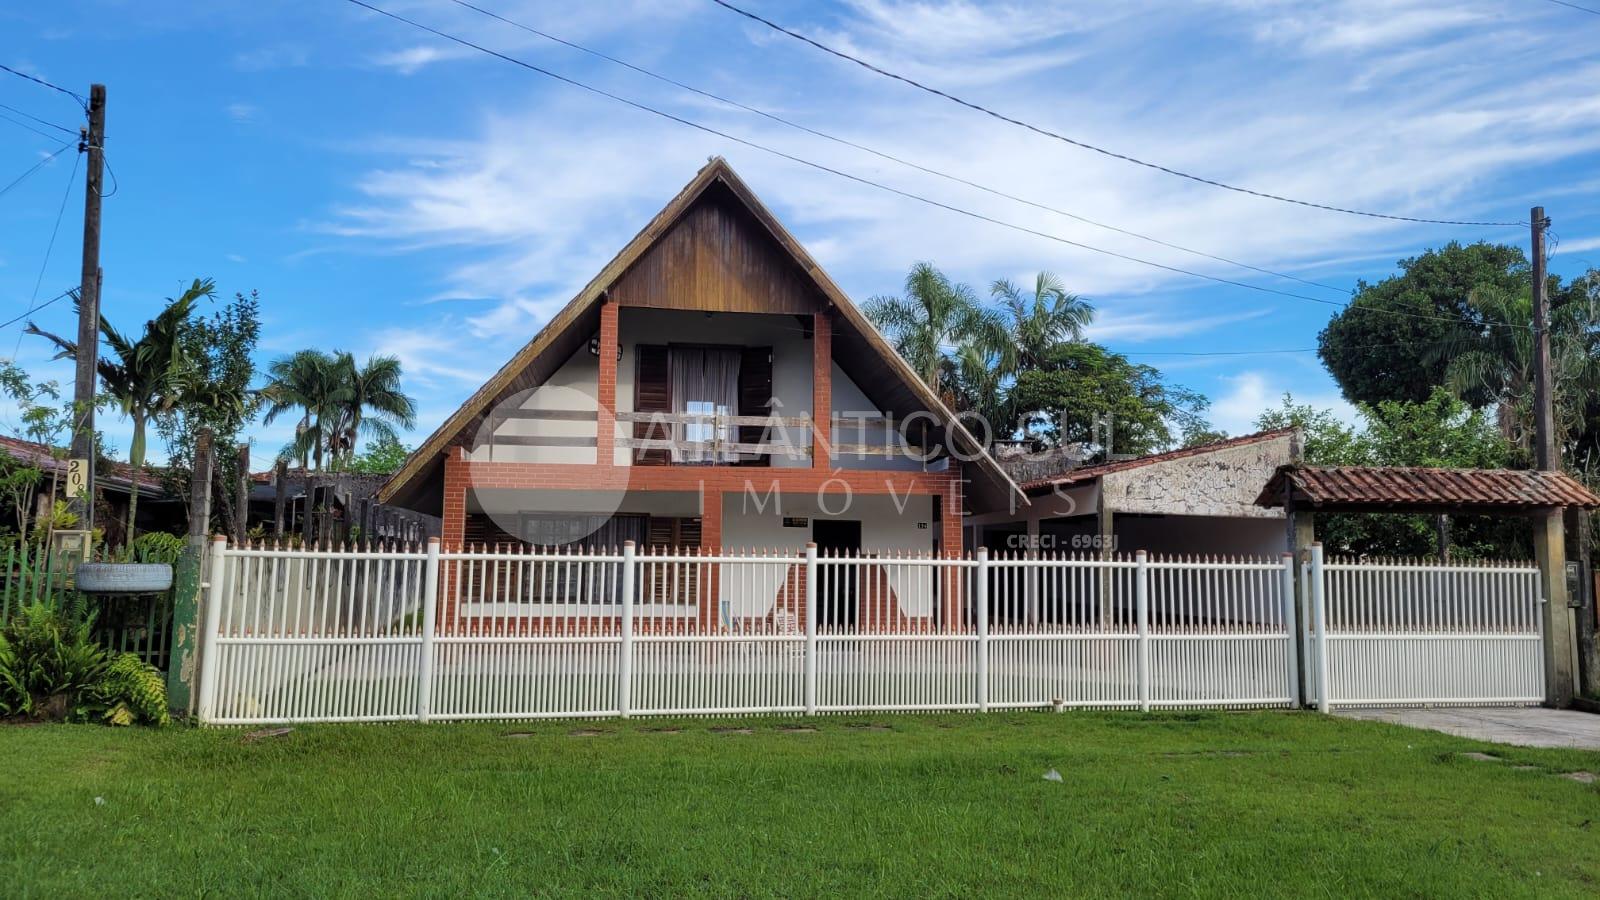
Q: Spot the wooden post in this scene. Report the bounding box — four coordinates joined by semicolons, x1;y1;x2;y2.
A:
272;459;287;538
67;84;106;529
1575;508;1598;698
1285;490;1316;703
165;427;213;715
1531;206;1556;472
1434;514;1451;563
300;470;314;546
232;443;249;544
1534;510;1576;706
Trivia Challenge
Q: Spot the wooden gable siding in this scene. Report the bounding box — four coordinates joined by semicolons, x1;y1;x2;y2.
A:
609;190;823;315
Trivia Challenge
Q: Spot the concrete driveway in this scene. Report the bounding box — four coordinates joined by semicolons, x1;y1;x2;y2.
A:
1337;706;1600;751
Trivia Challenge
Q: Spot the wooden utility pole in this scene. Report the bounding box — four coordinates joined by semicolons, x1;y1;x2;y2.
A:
166;428;214;716
68;84;106;528
1531;206;1556;472
232;443;249;544
273;459;287;538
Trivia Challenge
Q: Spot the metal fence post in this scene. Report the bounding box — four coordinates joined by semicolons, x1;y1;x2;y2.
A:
1136;550;1150;713
1280;552;1301;708
804;542;818;716
619;540;635;718
196;536;228;724
1310;543;1330;713
975;547;989;713
418;537;440;723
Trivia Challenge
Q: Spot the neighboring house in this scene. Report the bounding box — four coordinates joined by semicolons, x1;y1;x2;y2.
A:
379;159;1292;565
0;434;183;538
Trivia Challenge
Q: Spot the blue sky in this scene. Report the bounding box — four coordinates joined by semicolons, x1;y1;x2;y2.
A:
3;0;1599;467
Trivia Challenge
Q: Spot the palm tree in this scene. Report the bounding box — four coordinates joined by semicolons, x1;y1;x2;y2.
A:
863;262;1009;399
1433;285;1600;453
27;279;213;545
991;271;1094;368
327;352;417;466
261;350;341;472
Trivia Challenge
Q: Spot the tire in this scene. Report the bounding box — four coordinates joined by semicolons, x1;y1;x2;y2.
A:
74;562;174;594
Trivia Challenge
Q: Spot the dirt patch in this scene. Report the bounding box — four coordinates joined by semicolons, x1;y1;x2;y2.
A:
643;727;683;734
568;728;607;737
1459;752;1501;763
778;725;817;733
1559;771;1597;784
844;722;892;731
710;727;753;735
504;732;536;739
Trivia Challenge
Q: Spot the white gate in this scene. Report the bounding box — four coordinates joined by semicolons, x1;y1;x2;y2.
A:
196;539;1297;725
1308;546;1545;709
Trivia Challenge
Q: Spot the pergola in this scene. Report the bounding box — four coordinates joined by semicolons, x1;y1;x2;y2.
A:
1257;464;1600;705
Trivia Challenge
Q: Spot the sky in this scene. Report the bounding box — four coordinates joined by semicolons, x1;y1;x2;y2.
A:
2;0;1599;469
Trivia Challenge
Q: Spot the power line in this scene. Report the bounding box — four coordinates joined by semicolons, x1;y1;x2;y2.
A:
0;109;67;142
1;288;75;332
0;63;87;108
445;0;1348;296
709;0;1528;229
0;100;79;135
1545;0;1600;17
0;142;74;202
342;0;1530;332
12;150;78;362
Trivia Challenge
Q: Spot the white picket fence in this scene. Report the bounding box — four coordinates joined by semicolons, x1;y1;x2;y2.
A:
1307;546;1545;709
196;540;1301;724
193;540;1547;725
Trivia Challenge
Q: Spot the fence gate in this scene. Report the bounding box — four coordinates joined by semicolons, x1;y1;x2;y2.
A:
1308;547;1545;709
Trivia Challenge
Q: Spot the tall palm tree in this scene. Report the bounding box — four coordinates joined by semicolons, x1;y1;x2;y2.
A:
327;352;417;466
261;350;341;472
991;272;1094;368
27;279;213;545
863;262;1009;399
1433;285;1600;453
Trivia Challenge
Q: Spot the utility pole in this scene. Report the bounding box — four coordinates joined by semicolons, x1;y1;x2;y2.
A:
68;84;106;529
1531;205;1555;472
1529;204;1576;705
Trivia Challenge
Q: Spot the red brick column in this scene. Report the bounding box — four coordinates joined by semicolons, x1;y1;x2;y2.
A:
812;311;831;467
596;300;619;466
700;485;723;632
441;447;468;633
941;469;965;628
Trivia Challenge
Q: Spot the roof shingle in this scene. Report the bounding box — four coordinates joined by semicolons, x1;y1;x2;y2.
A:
1256;465;1600;510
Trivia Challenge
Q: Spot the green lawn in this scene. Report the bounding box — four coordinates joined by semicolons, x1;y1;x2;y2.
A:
3;712;1598;897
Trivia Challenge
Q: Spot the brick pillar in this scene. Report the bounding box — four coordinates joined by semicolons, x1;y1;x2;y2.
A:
940;473;965;628
441;448;468;633
700;485;723;632
812;311;832;467
596;300;619;466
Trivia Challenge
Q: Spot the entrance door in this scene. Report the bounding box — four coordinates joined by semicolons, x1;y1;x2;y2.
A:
813;519;861;628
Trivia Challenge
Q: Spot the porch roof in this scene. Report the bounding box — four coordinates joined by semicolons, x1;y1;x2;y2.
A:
1255;465;1600;514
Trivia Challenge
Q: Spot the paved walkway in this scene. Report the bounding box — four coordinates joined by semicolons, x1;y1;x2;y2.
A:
1337;706;1600;751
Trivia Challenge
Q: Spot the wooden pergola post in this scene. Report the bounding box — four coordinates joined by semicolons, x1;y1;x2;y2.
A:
1533;510;1576;706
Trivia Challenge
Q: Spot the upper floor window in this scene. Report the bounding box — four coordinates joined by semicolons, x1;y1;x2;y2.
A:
671;347;740;463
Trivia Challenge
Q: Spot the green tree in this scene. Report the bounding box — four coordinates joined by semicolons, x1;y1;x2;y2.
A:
326;353;417;468
990;272;1094;369
261;349;342;472
27;279;215;546
347;434;413;475
1008;342;1211;457
863;262;1009;399
1317;242;1531;405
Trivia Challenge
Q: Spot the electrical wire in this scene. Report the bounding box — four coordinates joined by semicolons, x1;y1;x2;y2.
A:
345;0;1533;332
0;63;87;108
709;0;1528;229
0;142;74;202
0;288;75;332
0;100;78;135
1545;0;1600;16
444;0;1348;296
0;109;66;142
13;149;80;360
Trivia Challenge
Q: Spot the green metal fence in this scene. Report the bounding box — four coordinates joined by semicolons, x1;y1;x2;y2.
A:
0;541;175;674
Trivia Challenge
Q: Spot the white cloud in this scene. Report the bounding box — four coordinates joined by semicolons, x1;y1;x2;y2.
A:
225;102;258;123
1210;370;1357;435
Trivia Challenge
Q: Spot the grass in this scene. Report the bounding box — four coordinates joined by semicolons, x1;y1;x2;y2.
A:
3;711;1598;897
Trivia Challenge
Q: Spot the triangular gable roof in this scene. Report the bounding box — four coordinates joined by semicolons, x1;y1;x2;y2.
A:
380;157;1024;510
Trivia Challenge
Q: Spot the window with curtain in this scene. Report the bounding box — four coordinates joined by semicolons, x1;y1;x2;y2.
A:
669;347;741;463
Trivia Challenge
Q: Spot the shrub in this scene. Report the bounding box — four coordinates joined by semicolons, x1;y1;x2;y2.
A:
124;532;185;565
94;652;170;726
0;602;109;721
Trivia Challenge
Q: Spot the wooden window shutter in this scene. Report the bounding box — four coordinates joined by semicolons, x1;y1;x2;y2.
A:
737;347;773;466
634;344;671;465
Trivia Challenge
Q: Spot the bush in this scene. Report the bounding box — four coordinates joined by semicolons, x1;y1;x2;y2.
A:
94;652;170;726
0;603;109;721
124;532;184;565
0;601;168;725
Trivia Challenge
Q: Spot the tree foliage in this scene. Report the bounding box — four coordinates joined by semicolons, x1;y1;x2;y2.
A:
1010;343;1211;457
